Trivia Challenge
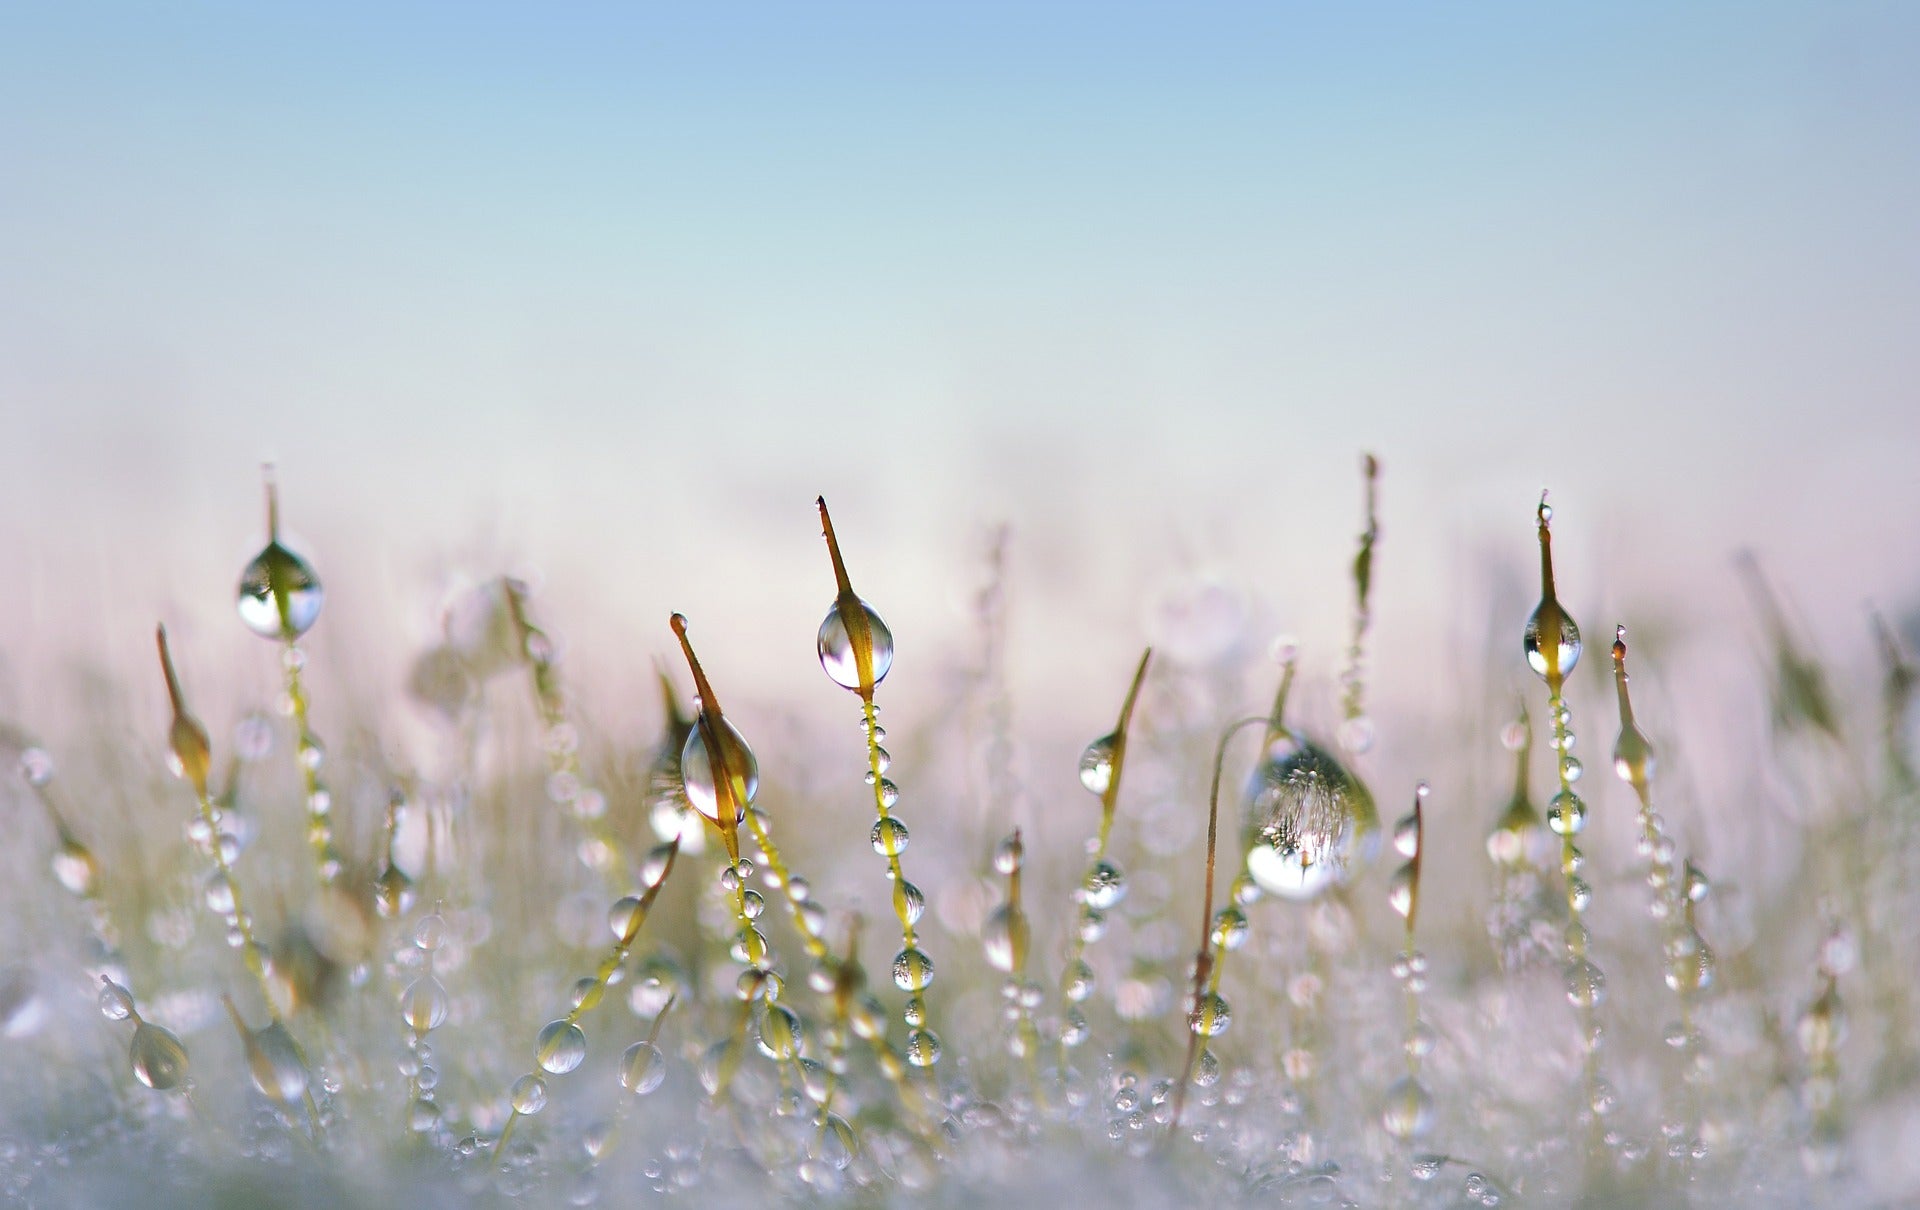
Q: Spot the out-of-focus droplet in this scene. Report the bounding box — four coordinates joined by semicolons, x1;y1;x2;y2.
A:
130;1021;189;1090
1078;734;1117;795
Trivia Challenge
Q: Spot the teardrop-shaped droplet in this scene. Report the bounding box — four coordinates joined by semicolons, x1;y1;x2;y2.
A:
982;905;1029;974
620;1040;666;1095
1564;957;1607;1008
51;838;99;896
130;1021;189;1090
1062;959;1096;1003
817;599;894;691
756;1003;802;1059
1243;737;1380;901
608;895;646;941
237;542;324;640
679;718;759;826
1388;864;1417;919
535;1020;586;1074
243;1022;310;1105
374;863;416;919
1393;812;1420;859
1613;723;1655;786
1523;601;1582;680
1078;733;1118;795
992;833;1024;875
99;979;136;1022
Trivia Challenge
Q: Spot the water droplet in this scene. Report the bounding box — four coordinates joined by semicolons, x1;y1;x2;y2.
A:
99;980;136;1022
1560;755;1583;783
1381;1075;1435;1140
1564;957;1607;1007
242;1022;310;1105
1188;992;1231;1036
1388;866;1416;919
871;817;910;856
1078;734;1117;795
741;889;766;920
620;1040;666;1095
891;948;935;992
983;905;1029;973
17;747;55;785
1243;737;1380;900
510;1073;549;1114
1393;813;1420;858
607;896;646;941
401;976;449;1034
756;1004;802;1059
130;1021;189;1090
992;833;1024;874
904;1028;941;1067
203;872;236;915
51;838;98;896
1523;602;1582;680
680;718;759;828
1083;861;1127;909
374;863;416;919
817;599;894;690
237;542;324;639
1547;790;1587;836
1077;909;1108;942
1210;906;1249;951
1060;1007;1090;1047
729;927;769;967
1336;715;1376;755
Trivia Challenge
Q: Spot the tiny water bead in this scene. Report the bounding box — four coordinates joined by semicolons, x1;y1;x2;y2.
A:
1381;1076;1435;1141
51;838;98;896
99;979;136;1021
817;599;895;691
620;1041;666;1095
1078;733;1118;795
1565;958;1607;1008
510;1074;549;1114
870;817;910;857
983;905;1029;974
536;1020;588;1074
892;948;935;992
1082;861;1127;909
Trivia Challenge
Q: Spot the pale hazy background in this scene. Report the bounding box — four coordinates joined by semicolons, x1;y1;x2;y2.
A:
2;3;1916;818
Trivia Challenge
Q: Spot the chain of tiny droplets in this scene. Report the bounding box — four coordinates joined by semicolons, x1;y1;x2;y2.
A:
1384;785;1433;1150
19;750;126;981
1614;630;1713;1167
280;643;343;889
861;700;940;1066
1056;776;1123;1063
496;838;681;1159
182;757;286;1024
742;811;925;1134
1545;676;1610;1128
397;911;448;1138
1797;929;1848;1177
510;591;631;884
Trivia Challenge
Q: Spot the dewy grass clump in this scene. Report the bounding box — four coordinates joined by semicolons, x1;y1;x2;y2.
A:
2;472;1918;1207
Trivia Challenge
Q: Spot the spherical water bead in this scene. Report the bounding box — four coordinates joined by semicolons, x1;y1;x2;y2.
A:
1188;992;1231;1037
904;1028;941;1067
1559;756;1583;783
756;1004;802;1059
1381;1076;1435;1140
992;833;1024;875
99;980;136;1022
1078;734;1118;795
130;1021;189;1090
1564;958;1607;1008
740;889;766;921
1388;866;1417;920
983;906;1029;973
729;927;769;967
817;599;894;690
400;976;450;1034
510;1074;549;1114
1684;862;1711;902
238;541;325;639
618;1040;666;1096
409;1098;441;1134
892;948;935;992
1546;790;1587;836
1210;906;1249;951
679;719;759;826
1083;861;1127;910
1613;723;1655;785
1523;601;1582;680
1568;878;1593;914
52;839;98;896
1060;1008;1090;1047
1077;909;1108;942
820;1114;857;1170
1062;959;1096;1004
204;872;237;915
1666;936;1716;994
871;816;910;858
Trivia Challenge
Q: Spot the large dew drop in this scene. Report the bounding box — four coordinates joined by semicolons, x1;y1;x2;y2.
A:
237;542;324;640
130;1021;189;1091
679;718;759;826
1243;736;1379;901
817;600;894;691
1523;601;1582;681
536;1020;587;1074
1078;733;1117;795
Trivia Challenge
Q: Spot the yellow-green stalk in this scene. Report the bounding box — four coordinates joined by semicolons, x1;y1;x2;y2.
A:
1057;648;1151;1070
814;497;939;1067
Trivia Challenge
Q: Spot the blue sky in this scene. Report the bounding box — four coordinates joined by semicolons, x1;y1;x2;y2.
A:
2;3;1917;746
